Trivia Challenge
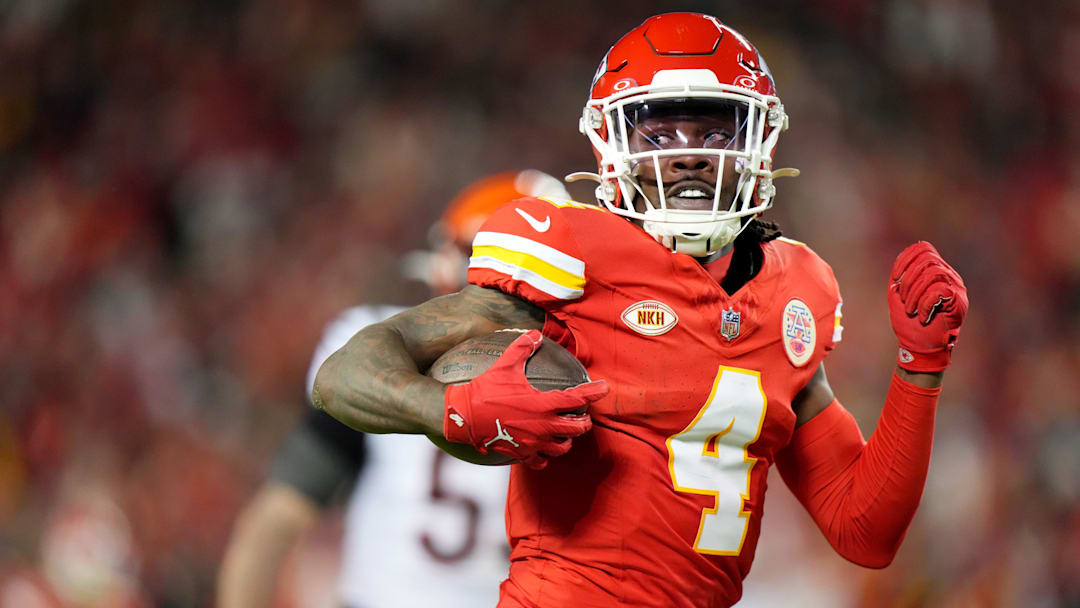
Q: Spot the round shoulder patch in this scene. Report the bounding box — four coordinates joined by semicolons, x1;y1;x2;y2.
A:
782;298;816;367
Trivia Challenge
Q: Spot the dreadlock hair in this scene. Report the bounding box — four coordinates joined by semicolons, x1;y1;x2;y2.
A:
721;217;782;295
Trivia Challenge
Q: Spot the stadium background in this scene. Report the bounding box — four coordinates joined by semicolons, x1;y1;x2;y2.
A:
1;0;1077;606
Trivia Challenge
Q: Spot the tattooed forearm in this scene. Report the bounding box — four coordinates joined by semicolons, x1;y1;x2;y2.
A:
312;286;543;435
313;324;444;435
462;285;545;329
393;286;545;368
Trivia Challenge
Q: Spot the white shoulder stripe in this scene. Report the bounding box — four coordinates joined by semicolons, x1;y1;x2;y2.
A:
469;257;584;300
473;231;584;276
832;301;844;343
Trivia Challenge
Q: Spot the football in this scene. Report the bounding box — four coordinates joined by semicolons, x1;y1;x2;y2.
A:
426;329;589;391
426;329;591;466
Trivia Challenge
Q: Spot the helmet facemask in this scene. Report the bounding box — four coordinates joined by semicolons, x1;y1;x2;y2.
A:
577;69;791;257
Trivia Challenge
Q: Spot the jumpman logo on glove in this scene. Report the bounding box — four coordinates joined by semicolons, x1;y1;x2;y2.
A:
483;419;519;448
442;330;607;469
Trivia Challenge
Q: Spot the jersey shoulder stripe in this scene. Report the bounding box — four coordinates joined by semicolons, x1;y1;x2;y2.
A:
469;256;584;300
473;231;585;275
832;302;844;343
536;196;606;210
470;231;585;300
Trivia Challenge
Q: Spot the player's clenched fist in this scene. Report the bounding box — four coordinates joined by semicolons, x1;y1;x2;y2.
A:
888;241;969;373
443;330;608;469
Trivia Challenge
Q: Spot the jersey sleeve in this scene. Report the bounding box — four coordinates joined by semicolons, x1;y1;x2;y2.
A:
809;253;843;354
467;196;588;308
774;237;844;354
820;258;843;353
829;300;844;350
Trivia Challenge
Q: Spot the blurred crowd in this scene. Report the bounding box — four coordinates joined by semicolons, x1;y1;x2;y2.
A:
1;0;1077;606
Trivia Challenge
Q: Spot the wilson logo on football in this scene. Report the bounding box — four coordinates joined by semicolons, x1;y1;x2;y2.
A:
621;300;678;336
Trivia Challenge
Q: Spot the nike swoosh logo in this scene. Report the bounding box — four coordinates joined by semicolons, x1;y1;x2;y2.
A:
515;208;551;233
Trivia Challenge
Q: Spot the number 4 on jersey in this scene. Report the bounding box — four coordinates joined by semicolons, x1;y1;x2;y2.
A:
666;367;768;555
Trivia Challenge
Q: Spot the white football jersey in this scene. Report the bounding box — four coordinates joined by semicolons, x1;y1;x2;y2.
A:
306;305;510;608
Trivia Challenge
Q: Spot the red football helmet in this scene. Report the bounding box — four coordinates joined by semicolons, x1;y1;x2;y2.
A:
403;170;571;294
571;13;795;256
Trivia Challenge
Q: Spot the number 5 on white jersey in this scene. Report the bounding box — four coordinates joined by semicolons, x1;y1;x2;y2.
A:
666;367;768;555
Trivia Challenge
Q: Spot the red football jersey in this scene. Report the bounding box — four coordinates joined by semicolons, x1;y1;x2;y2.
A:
467;196;843;608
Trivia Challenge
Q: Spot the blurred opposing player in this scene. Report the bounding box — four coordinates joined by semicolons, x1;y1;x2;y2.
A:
217;171;571;608
313;13;969;608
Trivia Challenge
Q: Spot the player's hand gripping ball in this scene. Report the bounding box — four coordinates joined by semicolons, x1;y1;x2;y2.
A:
888;242;969;373
432;329;608;469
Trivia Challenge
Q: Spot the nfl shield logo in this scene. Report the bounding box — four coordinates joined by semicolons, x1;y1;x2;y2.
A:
721;308;741;341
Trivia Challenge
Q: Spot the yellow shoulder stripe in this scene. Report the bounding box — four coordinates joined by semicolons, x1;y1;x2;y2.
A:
537;196;604;210
472;245;585;291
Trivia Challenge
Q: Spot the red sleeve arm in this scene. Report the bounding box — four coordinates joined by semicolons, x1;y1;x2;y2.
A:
775;372;940;568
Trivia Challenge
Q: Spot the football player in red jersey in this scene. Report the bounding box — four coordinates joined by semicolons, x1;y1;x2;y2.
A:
312;13;969;608
219;171;571;608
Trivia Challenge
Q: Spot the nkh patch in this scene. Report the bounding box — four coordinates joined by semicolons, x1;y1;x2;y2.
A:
782;298;816;367
720;307;741;341
621;300;678;336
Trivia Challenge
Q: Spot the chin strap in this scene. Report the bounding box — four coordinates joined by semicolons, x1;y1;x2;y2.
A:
672;237;711;257
566;168;801;257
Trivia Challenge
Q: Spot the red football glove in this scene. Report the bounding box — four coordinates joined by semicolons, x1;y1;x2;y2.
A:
888;241;969;372
442;330;608;469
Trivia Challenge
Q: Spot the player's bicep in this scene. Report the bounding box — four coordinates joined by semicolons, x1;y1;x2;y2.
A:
791;363;836;428
383;285;544;369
